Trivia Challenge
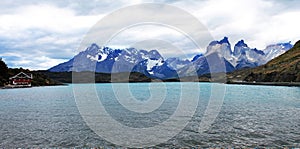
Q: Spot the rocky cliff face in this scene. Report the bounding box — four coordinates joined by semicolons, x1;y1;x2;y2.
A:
49;37;293;79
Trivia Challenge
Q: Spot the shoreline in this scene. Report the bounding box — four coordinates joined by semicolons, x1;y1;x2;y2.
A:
226;81;300;87
2;81;300;88
1;83;67;89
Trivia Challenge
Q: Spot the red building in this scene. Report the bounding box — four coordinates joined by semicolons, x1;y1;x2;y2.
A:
9;72;33;87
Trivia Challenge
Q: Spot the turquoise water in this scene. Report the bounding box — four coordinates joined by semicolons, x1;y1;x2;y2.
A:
0;83;300;147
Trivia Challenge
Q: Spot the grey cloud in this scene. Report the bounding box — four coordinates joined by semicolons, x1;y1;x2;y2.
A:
1;0;300;70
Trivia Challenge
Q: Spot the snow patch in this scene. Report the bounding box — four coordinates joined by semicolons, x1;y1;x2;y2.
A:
146;58;163;71
87;53;107;62
87;54;98;61
98;53;107;62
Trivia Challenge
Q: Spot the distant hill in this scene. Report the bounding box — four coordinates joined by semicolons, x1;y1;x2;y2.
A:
228;40;300;82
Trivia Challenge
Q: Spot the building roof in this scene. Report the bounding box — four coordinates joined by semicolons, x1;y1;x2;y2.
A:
9;72;33;79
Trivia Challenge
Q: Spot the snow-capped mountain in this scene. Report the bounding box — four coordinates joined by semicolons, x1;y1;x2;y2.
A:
177;52;235;77
165;57;190;70
204;37;293;70
49;44;179;79
263;42;293;62
49;37;293;79
205;37;233;60
232;40;265;69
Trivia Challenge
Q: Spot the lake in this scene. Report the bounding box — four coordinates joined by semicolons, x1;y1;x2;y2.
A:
0;83;300;148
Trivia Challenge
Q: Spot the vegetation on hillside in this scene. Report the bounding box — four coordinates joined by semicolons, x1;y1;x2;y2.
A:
228;40;300;82
40;71;152;83
0;58;9;86
0;59;61;87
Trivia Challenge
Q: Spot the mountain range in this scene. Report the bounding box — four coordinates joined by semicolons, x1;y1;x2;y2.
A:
228;40;300;82
49;37;293;79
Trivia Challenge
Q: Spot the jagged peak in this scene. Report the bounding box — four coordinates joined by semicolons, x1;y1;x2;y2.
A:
235;40;248;47
208;37;230;46
85;44;113;54
148;49;163;60
220;36;230;44
89;43;100;50
191;54;204;62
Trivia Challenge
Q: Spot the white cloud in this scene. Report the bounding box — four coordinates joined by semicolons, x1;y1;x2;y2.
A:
0;0;300;70
182;0;300;49
0;4;102;36
0;3;102;69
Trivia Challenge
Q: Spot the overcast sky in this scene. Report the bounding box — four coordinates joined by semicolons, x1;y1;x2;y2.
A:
0;0;300;70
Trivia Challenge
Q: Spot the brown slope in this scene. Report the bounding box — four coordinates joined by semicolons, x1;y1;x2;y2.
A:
228;40;300;82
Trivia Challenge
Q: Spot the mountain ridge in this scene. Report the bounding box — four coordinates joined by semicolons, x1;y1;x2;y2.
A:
228;40;300;82
49;37;293;79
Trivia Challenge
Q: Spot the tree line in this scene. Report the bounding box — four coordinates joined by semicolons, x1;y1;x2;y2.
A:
0;58;61;87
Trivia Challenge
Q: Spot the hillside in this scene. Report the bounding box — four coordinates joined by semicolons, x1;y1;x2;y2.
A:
228;40;300;82
40;71;152;83
0;59;62;87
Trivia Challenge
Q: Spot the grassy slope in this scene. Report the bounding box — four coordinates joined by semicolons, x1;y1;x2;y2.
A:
228;40;300;82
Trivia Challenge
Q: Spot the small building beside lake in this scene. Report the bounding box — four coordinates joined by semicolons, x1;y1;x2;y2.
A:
9;72;33;87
